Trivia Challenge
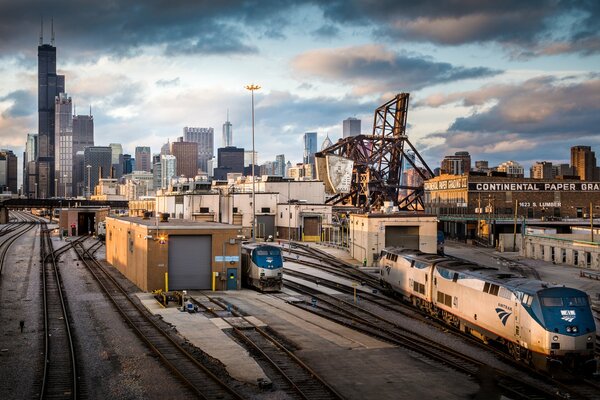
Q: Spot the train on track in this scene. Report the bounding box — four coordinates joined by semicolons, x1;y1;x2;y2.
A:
378;247;597;372
241;242;283;292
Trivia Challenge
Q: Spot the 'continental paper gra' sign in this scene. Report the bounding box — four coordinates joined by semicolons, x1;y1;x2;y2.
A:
468;182;600;192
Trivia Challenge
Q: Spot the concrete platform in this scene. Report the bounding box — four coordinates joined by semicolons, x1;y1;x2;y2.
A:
135;293;270;385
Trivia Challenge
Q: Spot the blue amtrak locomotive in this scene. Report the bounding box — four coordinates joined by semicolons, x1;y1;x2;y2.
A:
379;247;597;372
241;243;283;292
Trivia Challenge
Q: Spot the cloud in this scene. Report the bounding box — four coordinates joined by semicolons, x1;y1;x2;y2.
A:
155;77;180;87
0;90;36;118
318;0;600;57
311;24;340;39
291;44;500;94
420;76;600;168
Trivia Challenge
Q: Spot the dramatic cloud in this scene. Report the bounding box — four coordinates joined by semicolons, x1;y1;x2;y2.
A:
420;77;600;167
0;90;36;118
319;0;600;57
292;45;500;94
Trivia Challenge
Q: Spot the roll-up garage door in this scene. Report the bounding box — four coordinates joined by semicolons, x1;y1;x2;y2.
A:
168;235;212;290
303;216;320;242
385;226;419;250
257;215;275;239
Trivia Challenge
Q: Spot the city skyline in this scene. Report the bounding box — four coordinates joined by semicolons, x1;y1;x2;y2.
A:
0;1;599;185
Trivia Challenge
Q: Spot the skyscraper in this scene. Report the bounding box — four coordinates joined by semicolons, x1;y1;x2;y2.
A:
23;133;37;197
170;138;199;178
571;146;599;181
274;154;285;177
110;143;123;178
72;113;94;195
222;112;233;147
122;154;133;174
343;117;361;138
530;161;554;179
160;155;177;189
303;132;318;165
54;92;72;197
440;152;471;175
37;24;65;198
0;150;18;193
135;146;151;172
183;127;214;173
214;146;244;180
84;146;112;195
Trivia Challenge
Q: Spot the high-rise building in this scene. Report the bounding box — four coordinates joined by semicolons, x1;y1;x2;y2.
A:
274;154;285;177
441;151;471;175
303;132;317;165
37;29;65;198
244;150;258;167
84;146;112;195
0;150;18;193
473;160;489;173
160;140;170;156
321;134;333;151
343;117;361;138
73;151;85;196
135;146;151;172
530;161;554;179
72;113;94;195
54;93;72;197
553;163;575;178
170;138;199;178
160;155;177;189
222;113;232;147
23;133;37;197
183;127;214;173
497;160;524;177
122;154;133;174
214;146;244;180
571;146;599;181
110;143;123;179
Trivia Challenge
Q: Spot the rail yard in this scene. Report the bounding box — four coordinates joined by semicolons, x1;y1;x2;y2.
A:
0;211;599;399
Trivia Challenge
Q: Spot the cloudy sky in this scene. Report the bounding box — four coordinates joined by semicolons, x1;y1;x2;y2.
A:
0;0;599;183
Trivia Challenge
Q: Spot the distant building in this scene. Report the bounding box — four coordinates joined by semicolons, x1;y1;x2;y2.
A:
553;163;575;178
183;127;214;173
222;113;232;147
571;145;599;181
274;154;286;177
441;151;471;175
0;150;18;193
473;160;489;173
84;146;112;195
343;117;361;138
303;132;317;165
530;161;554;179
260;161;275;176
244;150;257;167
170;138;199;178
288;163;313;180
321;134;333;151
110;143;123;179
54;93;72;197
497;160;524;178
160;155;177;189
135;146;151;172
160;140;170;156
122;154;133;174
72;113;94;196
215;146;244;180
23;133;37;197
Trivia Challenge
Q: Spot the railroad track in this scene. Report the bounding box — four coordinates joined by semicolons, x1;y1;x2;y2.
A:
71;241;245;400
191;296;344;400
0;213;39;276
283;277;599;399
39;222;78;399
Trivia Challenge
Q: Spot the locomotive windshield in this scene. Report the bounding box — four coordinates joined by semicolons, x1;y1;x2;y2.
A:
540;296;589;307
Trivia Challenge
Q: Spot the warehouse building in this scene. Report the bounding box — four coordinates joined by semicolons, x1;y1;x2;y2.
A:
105;215;242;292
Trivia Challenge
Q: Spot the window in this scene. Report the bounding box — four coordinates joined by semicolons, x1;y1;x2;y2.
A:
489;284;499;296
566;297;588;306
199;207;209;213
233;207;238;213
437;291;452;307
541;297;563;307
261;207;270;213
483;282;490;293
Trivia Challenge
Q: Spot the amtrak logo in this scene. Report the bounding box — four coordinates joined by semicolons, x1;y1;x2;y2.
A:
561;310;576;322
495;308;512;326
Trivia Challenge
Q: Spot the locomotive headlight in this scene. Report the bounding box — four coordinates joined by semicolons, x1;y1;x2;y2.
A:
566;326;572;333
588;336;592;342
552;336;559;341
572;326;578;333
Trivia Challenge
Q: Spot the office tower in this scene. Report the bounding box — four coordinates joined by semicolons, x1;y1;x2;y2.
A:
0;150;18;193
110;143;123;178
122;154;133;174
571;146;599;181
303;132;317;165
183;127;214;173
72;112;94;194
37;24;65;198
84;146;112;195
440;151;471;175
473;160;489;173
214;147;244;180
553;163;575;178
54;92;72;197
343;117;361;138
285;161;292;178
135;146;151;172
207;157;216;178
274;154;285;177
530;161;554;179
160;140;170;156
160;155;177;189
170;138;199;178
497;160;525;177
321;134;333;151
23;133;37;197
222;112;233;147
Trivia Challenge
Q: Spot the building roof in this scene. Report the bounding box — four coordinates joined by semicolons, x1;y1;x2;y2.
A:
106;216;241;230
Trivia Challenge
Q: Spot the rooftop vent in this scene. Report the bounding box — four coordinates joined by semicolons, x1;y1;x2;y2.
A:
160;213;169;222
142;211;151;220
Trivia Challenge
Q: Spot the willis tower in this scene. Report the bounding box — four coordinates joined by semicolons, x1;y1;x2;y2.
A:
37;19;64;198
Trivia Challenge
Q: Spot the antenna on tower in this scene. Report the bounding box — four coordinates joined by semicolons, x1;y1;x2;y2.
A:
89;105;92;116
51;17;55;45
39;16;43;45
227;108;229;122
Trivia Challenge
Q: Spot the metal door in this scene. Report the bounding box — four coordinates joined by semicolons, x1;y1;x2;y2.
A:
384;226;419;249
256;215;275;238
227;268;238;290
168;235;212;290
